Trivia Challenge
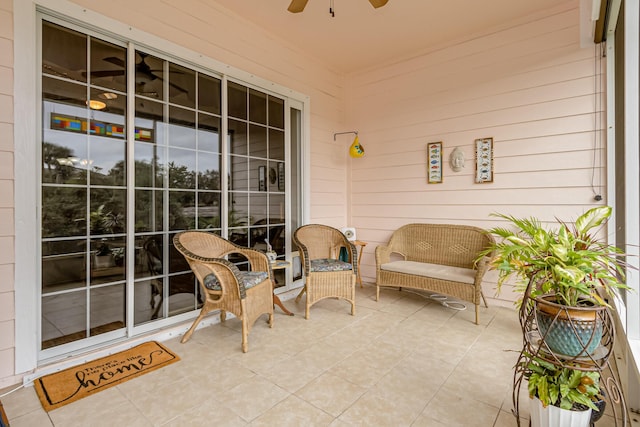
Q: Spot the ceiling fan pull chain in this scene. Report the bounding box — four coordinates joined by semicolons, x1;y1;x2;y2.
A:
329;0;335;17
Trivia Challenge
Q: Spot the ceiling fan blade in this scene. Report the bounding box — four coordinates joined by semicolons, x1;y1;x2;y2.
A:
368;0;389;8
287;0;309;13
168;80;188;94
87;70;125;78
103;56;126;68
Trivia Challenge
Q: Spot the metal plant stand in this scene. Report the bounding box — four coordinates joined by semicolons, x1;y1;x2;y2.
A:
511;278;628;426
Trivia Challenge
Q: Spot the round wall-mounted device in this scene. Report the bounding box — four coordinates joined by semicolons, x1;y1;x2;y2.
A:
341;227;356;241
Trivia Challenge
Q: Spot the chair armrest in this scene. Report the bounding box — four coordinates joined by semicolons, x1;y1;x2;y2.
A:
233;247;272;276
295;240;311;275
344;240;358;277
375;245;406;267
473;255;492;284
195;258;251;298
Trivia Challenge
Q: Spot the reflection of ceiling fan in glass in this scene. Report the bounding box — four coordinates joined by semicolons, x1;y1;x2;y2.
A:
86;52;187;97
287;0;389;13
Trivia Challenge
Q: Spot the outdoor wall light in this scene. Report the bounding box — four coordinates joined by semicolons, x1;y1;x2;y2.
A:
334;131;365;158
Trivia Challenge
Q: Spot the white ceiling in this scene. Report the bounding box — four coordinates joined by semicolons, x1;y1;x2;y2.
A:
211;0;570;74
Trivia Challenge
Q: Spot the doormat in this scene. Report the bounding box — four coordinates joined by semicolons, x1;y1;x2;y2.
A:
34;341;179;411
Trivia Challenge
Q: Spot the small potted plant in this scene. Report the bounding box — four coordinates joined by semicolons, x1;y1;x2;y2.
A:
523;354;604;427
111;247;125;267
480;206;630;357
94;238;114;268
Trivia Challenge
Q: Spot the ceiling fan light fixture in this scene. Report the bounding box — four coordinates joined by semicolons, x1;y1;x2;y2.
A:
288;0;389;13
98;92;118;100
368;0;389;8
87;99;107;110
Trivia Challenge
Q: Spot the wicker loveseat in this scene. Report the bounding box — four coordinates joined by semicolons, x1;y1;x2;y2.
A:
375;223;495;324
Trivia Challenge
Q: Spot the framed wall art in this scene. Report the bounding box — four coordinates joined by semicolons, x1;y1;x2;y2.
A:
475;137;493;183
427;142;443;184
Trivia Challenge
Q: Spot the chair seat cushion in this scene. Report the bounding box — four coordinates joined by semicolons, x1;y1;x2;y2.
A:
380;261;475;284
310;258;353;272
203;271;269;291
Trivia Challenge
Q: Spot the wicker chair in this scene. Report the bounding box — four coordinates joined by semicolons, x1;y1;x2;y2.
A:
173;231;274;352
293;224;357;319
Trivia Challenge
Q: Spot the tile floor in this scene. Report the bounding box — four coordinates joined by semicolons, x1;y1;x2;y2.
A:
0;284;628;426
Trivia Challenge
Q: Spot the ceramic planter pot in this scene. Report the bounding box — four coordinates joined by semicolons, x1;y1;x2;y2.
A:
530;396;592;427
535;296;605;357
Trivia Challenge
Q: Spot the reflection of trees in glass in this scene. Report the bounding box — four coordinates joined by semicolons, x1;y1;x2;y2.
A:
168;161;196;189
42;186;87;238
134;157;165;187
106;160;127;185
198;168;220;190
42;142;79;184
44;156;222;237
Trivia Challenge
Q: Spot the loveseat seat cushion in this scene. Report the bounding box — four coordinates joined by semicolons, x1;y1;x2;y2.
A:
380;261;475;284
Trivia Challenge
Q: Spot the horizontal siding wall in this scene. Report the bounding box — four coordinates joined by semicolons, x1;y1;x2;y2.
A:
0;0;16;389
69;0;350;227
345;3;606;306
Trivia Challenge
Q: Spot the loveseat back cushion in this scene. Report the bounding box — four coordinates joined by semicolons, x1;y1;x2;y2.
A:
380;260;475;284
310;258;353;272
203;271;269;291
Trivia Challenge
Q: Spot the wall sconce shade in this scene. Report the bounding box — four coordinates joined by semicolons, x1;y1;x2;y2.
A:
334;131;365;158
349;136;365;158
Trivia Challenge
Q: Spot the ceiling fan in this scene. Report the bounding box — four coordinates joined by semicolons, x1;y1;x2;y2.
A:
287;0;388;13
86;52;187;96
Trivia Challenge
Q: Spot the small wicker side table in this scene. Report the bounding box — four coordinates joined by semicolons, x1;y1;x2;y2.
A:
353;240;367;288
271;260;294;316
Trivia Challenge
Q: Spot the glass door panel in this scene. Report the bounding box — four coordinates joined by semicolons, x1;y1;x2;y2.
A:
41;21;128;352
40;18;298;356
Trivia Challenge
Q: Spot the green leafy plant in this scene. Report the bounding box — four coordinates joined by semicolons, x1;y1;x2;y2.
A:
90;204;124;235
479;206;629;307
523;354;601;411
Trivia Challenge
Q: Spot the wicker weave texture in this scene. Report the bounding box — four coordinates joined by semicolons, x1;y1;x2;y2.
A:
293;224;356;319
173;231;274;352
375;223;495;324
384;223;490;268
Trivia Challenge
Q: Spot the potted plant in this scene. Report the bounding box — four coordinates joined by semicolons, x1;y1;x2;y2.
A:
480;205;630;357
94;238;114;268
523;354;604;427
111;247;125;267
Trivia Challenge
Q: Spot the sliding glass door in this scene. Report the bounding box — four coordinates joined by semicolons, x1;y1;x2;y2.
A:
39;18;302;359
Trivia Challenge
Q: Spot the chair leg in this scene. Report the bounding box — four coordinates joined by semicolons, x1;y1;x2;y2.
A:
481;290;489;308
475;304;480;325
295;285;306;303
220;310;226;322
375;285;380;301
181;306;211;343
241;304;249;353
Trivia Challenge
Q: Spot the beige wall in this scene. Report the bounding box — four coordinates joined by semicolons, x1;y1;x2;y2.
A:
345;3;605;306
0;0;16;388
